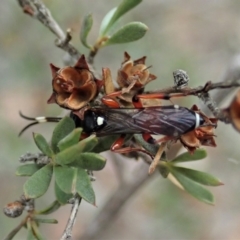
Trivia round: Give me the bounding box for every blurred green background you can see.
[2,0,240,239]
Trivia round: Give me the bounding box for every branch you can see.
[3,217,27,240]
[141,79,240,97]
[19,152,50,164]
[79,157,154,240]
[213,54,240,105]
[17,0,81,62]
[60,195,82,240]
[199,92,231,123]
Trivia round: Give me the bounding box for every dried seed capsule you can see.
[3,201,24,218]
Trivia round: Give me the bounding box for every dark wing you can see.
[133,106,197,136]
[95,106,197,137]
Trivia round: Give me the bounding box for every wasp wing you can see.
[95,106,197,137]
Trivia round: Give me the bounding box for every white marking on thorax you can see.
[195,113,200,128]
[174,105,179,109]
[97,116,104,126]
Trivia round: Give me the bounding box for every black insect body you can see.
[78,105,205,137]
[20,105,205,138]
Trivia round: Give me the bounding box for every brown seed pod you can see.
[3,201,24,218]
[180,105,217,153]
[117,52,156,90]
[228,90,240,132]
[47,55,101,110]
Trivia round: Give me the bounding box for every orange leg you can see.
[137,92,186,100]
[101,96,121,108]
[111,134,154,158]
[80,132,90,140]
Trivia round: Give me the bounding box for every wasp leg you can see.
[137,92,186,100]
[111,134,154,159]
[80,133,90,140]
[101,95,121,108]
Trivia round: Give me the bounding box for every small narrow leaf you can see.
[24,164,53,199]
[70,152,106,171]
[58,128,82,152]
[51,117,75,153]
[92,135,119,153]
[104,22,148,46]
[102,0,142,35]
[171,149,207,163]
[31,221,45,240]
[54,166,75,194]
[55,135,98,165]
[33,218,58,224]
[169,166,214,205]
[75,168,95,205]
[36,200,61,215]
[80,13,93,49]
[27,229,37,240]
[99,7,117,36]
[171,166,223,186]
[16,164,41,176]
[158,165,169,178]
[55,181,73,205]
[33,133,53,157]
[27,220,37,240]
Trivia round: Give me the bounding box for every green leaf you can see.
[33,218,58,224]
[171,166,223,186]
[74,168,95,205]
[158,165,169,178]
[104,22,148,46]
[80,13,93,49]
[3,222,23,240]
[55,135,98,165]
[51,117,75,153]
[24,164,53,199]
[58,128,82,152]
[31,221,45,240]
[70,152,106,171]
[27,229,37,240]
[33,133,53,158]
[169,166,214,205]
[92,135,119,153]
[55,181,73,205]
[16,164,41,176]
[99,7,117,36]
[171,149,207,163]
[101,0,142,35]
[36,200,61,215]
[27,220,37,240]
[54,166,76,194]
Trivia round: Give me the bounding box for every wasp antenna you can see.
[20,111,62,123]
[44,117,62,122]
[19,111,62,136]
[19,111,36,121]
[19,122,39,137]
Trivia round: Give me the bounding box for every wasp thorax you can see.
[83,110,107,133]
